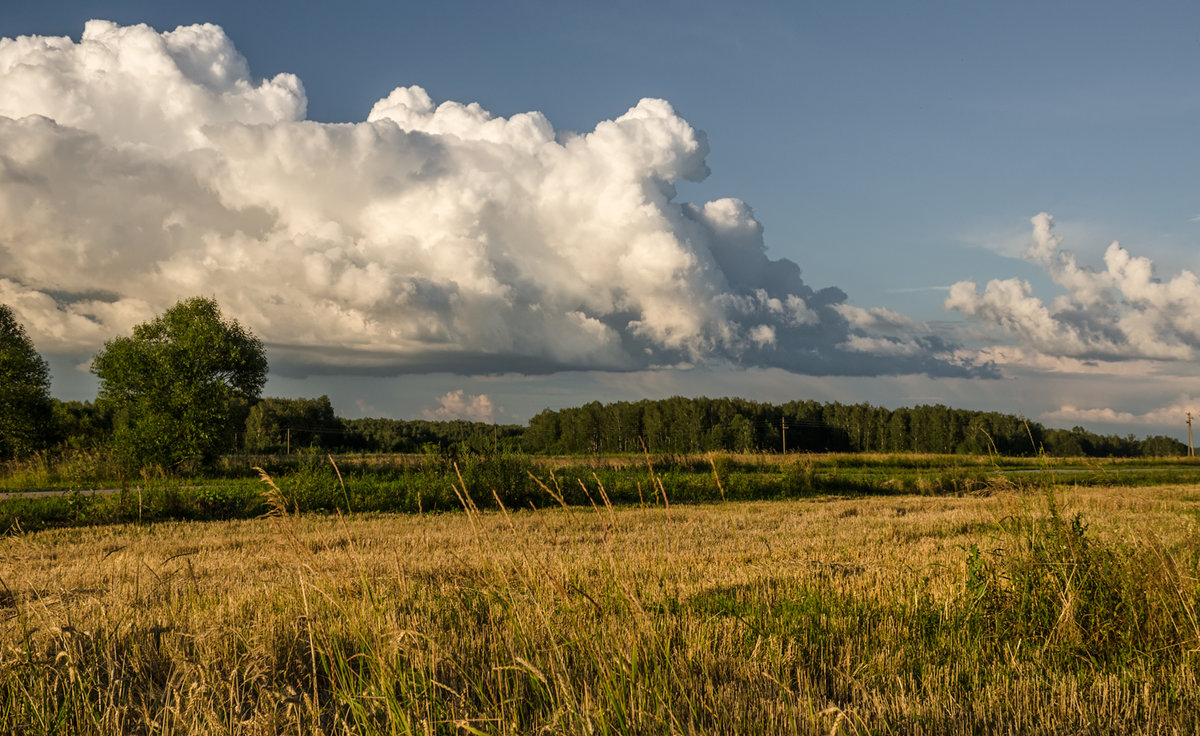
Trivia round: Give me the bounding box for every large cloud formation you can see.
[947,213,1200,362]
[0,20,976,377]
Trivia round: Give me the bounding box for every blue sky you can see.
[4,1,1200,438]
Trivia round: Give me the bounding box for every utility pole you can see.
[781,417,787,455]
[286,427,291,455]
[1189,413,1194,457]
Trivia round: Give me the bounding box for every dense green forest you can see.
[38,395,1187,459]
[523,397,1186,457]
[43,397,524,457]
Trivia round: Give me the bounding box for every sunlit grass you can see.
[0,476,1197,734]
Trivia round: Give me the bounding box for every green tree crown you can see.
[92,297,267,470]
[0,304,54,459]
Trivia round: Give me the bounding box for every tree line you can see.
[1,299,521,467]
[522,397,1187,458]
[242,397,524,455]
[0,298,1190,471]
[15,396,524,460]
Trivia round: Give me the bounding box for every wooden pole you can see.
[1188,413,1194,457]
[781,417,787,455]
[287,427,291,455]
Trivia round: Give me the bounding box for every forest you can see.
[522,396,1186,457]
[43,394,1187,459]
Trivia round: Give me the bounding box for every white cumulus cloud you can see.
[0,20,976,379]
[0,20,304,152]
[947,213,1200,363]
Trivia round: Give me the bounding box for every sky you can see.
[2,1,1200,439]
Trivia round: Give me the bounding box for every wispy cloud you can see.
[1043,395,1200,427]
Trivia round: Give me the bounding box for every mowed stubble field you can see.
[1,479,1198,735]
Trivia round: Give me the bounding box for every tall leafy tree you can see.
[0,304,54,459]
[92,297,267,470]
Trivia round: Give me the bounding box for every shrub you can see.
[963,491,1200,666]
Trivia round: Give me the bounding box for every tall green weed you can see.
[963,491,1200,666]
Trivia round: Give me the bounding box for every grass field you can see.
[1,470,1198,734]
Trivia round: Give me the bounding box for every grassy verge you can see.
[5,451,1200,533]
[0,481,1196,734]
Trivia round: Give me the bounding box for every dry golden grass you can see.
[0,482,1197,734]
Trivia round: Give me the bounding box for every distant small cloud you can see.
[838,335,924,357]
[1042,395,1200,427]
[422,390,497,422]
[969,346,1152,375]
[834,304,929,334]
